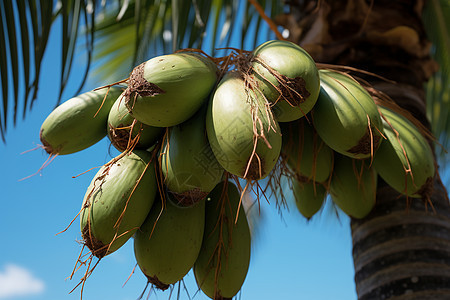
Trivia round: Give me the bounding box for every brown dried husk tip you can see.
[81,224,109,259]
[108,123,133,152]
[124,62,166,107]
[347,124,382,156]
[214,292,232,300]
[243,154,267,181]
[146,274,170,291]
[417,176,434,202]
[169,189,209,207]
[277,74,310,106]
[108,121,147,152]
[40,128,57,154]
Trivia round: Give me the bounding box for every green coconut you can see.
[292,179,327,219]
[40,86,123,155]
[330,155,377,219]
[281,119,333,183]
[312,70,384,159]
[134,194,205,290]
[125,52,218,127]
[194,181,251,299]
[251,40,320,122]
[206,71,282,180]
[373,106,435,198]
[160,107,224,205]
[107,92,163,152]
[80,150,157,258]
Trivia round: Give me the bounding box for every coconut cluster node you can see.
[37,39,440,299]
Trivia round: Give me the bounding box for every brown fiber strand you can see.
[235,181,249,224]
[367,114,375,167]
[97,82,127,115]
[317,63,396,84]
[93,86,111,118]
[321,70,372,115]
[251,57,309,118]
[20,145,41,155]
[72,166,101,179]
[19,153,58,181]
[93,81,126,118]
[56,207,83,236]
[264,158,289,213]
[379,111,416,199]
[372,90,437,146]
[71,147,159,293]
[68,244,86,281]
[114,152,155,229]
[149,197,166,241]
[123,264,138,288]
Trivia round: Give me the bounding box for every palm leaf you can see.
[0,3,9,141]
[91,0,285,83]
[0,0,95,141]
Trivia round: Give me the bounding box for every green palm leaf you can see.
[91,0,284,83]
[0,0,93,141]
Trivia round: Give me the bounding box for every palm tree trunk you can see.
[280,0,450,298]
[352,180,450,299]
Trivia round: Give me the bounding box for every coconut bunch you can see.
[277,68,437,221]
[35,49,250,298]
[37,39,439,299]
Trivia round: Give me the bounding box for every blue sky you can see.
[1,10,360,300]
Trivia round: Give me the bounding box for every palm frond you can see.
[91,0,286,84]
[0,0,97,142]
[423,0,450,156]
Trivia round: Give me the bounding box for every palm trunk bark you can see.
[280,0,450,298]
[352,180,450,299]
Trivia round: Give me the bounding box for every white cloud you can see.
[0,264,45,299]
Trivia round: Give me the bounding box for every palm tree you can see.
[278,1,450,298]
[1,0,449,298]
